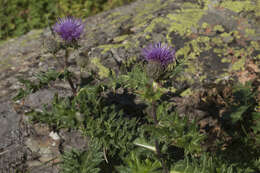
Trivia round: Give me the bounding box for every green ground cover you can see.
[0,0,134,40]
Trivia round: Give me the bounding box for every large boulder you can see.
[0,0,259,98]
[0,0,259,171]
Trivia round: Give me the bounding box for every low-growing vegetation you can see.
[13,15,260,172]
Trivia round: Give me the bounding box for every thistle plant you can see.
[140,42,176,173]
[52,17,85,95]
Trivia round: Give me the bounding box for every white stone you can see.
[49,131,60,141]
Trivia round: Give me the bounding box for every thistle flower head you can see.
[142,42,175,66]
[53,17,84,42]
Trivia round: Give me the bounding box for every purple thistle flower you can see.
[142,42,175,66]
[53,17,84,42]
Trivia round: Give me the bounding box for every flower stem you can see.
[65,49,77,96]
[151,101,169,173]
[53,54,63,68]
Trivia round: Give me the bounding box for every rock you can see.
[24,123,61,169]
[0,0,259,172]
[49,131,60,141]
[27,160,42,167]
[28,164,59,173]
[25,138,40,153]
[0,100,27,172]
[59,130,88,152]
[24,88,70,110]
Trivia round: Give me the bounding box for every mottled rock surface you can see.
[0,100,27,172]
[0,0,259,172]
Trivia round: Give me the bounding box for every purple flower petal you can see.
[53,17,84,42]
[142,42,175,66]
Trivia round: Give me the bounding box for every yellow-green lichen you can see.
[199,74,207,82]
[221,58,231,63]
[219,33,234,44]
[251,41,260,50]
[181,2,201,9]
[202,22,209,29]
[90,57,110,79]
[213,48,223,54]
[189,37,209,58]
[245,28,256,38]
[196,36,211,51]
[220,1,257,13]
[213,25,225,32]
[168,86,177,93]
[231,56,246,71]
[184,62,197,74]
[133,1,160,25]
[180,88,193,97]
[145,34,151,39]
[113,35,129,42]
[173,35,215,85]
[111,15,131,25]
[107,12,121,20]
[167,8,205,36]
[144,17,169,33]
[175,44,191,59]
[133,14,154,31]
[132,0,171,31]
[232,31,241,39]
